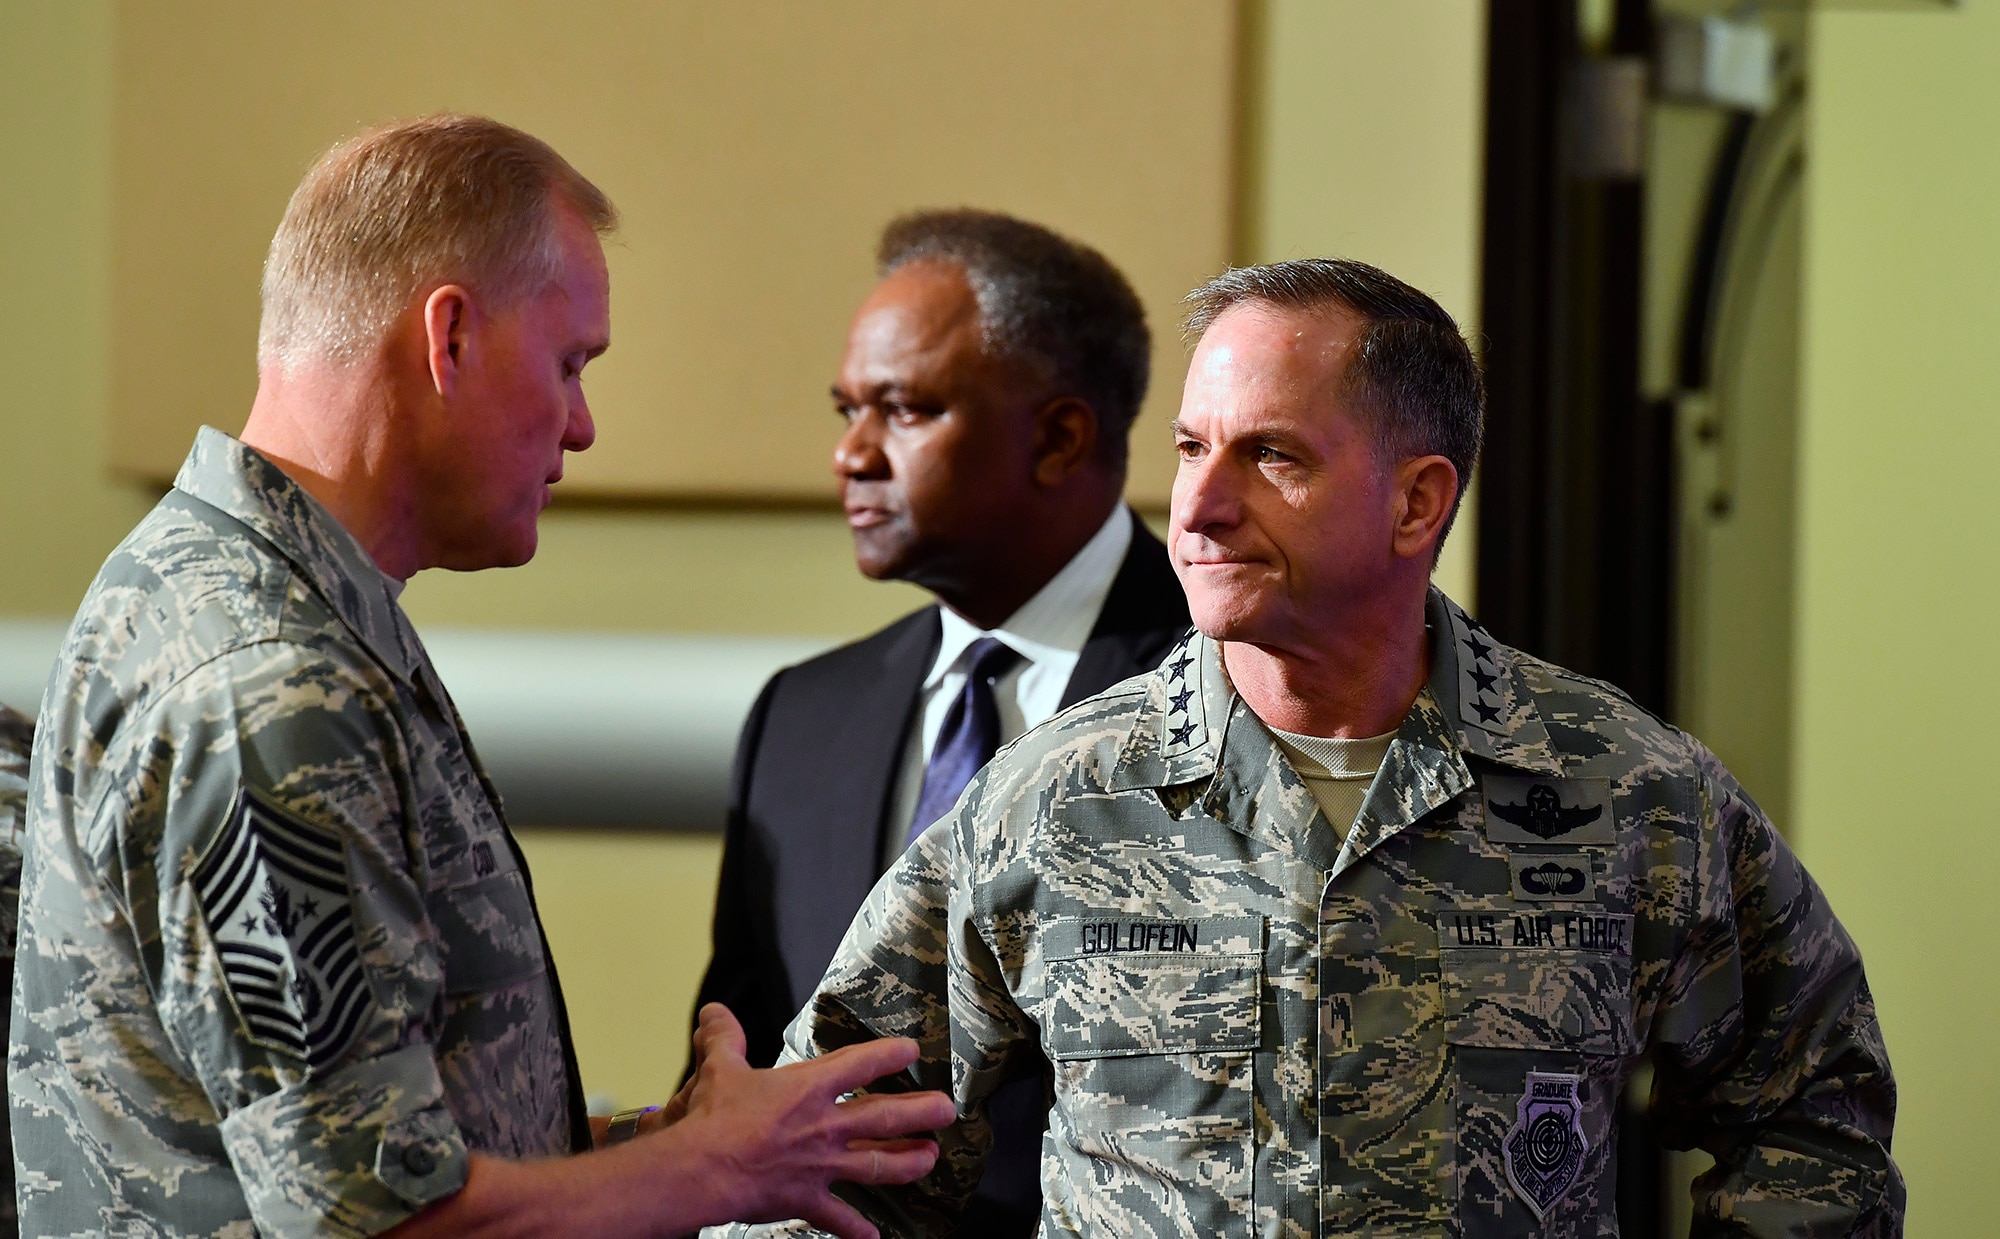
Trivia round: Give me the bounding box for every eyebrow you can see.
[830,382,920,405]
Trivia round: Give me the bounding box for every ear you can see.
[1390,454,1460,562]
[422,285,474,398]
[1030,396,1103,488]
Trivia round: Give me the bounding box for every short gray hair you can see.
[1184,257,1484,549]
[878,209,1150,469]
[258,113,617,370]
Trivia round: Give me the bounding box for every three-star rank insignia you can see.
[1160,639,1206,758]
[1505,1071,1589,1220]
[1482,775,1615,846]
[193,786,370,1071]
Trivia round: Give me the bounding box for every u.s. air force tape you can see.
[1439,905,1632,956]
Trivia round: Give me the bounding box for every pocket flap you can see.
[1046,953,1261,1060]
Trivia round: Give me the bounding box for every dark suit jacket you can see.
[691,513,1188,1234]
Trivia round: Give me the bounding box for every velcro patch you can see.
[1509,853,1596,901]
[193,787,370,1071]
[1482,775,1614,845]
[1440,906,1632,957]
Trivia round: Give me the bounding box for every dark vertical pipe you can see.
[1476,0,1571,653]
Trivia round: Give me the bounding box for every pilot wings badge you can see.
[192,787,370,1071]
[1505,1071,1589,1221]
[1482,775,1615,845]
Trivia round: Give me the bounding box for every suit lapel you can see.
[1060,511,1191,709]
[858,608,940,873]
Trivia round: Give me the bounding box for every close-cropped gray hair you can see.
[258,113,617,371]
[878,209,1150,469]
[1184,257,1485,549]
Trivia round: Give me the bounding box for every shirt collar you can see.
[926,505,1133,686]
[172,425,424,683]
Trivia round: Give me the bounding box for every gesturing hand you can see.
[668,1003,957,1239]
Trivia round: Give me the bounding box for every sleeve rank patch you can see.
[192,786,371,1071]
[1508,853,1597,901]
[1481,775,1615,846]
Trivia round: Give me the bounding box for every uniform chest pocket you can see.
[1041,918,1264,1238]
[429,869,547,995]
[1438,906,1633,1239]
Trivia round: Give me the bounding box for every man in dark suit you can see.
[694,209,1189,1237]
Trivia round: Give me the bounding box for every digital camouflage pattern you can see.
[0,702,30,1238]
[11,428,587,1238]
[713,589,1902,1238]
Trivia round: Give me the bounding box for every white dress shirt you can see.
[882,506,1134,867]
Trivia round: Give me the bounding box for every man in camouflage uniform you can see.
[717,259,1902,1237]
[11,115,951,1239]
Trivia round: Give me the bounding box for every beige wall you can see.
[2,1,1489,1106]
[1796,4,2000,1231]
[105,1,1234,505]
[0,0,154,624]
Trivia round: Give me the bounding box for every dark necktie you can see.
[909,636,1023,846]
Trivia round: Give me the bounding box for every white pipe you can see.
[0,620,827,831]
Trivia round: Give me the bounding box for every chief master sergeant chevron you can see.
[9,115,955,1239]
[715,258,1903,1237]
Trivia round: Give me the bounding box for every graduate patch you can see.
[193,788,369,1071]
[1505,1071,1588,1220]
[1482,776,1615,845]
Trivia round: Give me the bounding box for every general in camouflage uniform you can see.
[10,428,588,1235]
[715,591,1902,1238]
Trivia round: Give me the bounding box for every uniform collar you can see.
[172,426,425,684]
[1426,587,1564,777]
[1106,588,1560,871]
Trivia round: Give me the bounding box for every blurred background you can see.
[0,0,1990,1231]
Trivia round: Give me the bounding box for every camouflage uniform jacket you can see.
[0,703,29,1238]
[11,428,589,1238]
[718,589,1902,1238]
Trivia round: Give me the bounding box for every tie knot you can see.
[965,636,1022,683]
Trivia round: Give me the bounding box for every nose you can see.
[1171,449,1241,540]
[564,397,597,454]
[832,408,889,481]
